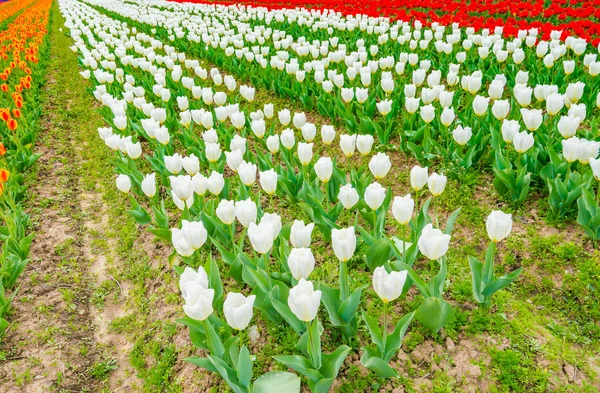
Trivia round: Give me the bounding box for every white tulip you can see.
[373,267,408,303]
[259,169,277,195]
[224,292,256,330]
[417,224,451,260]
[410,165,428,191]
[141,173,156,197]
[288,248,316,281]
[288,278,321,322]
[216,199,236,225]
[392,194,414,225]
[486,210,513,242]
[331,226,356,262]
[116,174,131,193]
[428,173,447,196]
[235,198,258,228]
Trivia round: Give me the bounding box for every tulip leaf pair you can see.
[274,339,351,393]
[184,319,300,393]
[577,189,600,242]
[493,150,532,205]
[395,261,455,334]
[319,283,363,339]
[546,171,591,218]
[360,311,414,378]
[468,242,523,307]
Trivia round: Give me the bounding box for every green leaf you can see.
[273,355,323,381]
[362,311,383,349]
[253,371,301,393]
[414,297,455,334]
[320,344,351,379]
[444,208,461,235]
[338,287,363,324]
[184,356,217,373]
[237,346,253,388]
[468,256,486,303]
[481,268,523,296]
[383,311,415,361]
[365,237,393,271]
[360,347,398,379]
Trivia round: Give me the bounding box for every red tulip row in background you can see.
[169,0,600,46]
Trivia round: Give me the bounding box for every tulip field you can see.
[1,0,600,392]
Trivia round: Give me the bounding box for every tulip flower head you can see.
[287,248,316,281]
[373,266,408,303]
[288,278,321,322]
[331,226,356,262]
[486,210,513,243]
[417,224,451,260]
[224,292,256,330]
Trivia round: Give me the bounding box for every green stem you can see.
[433,196,439,228]
[415,189,420,216]
[402,224,407,264]
[382,302,388,352]
[203,319,218,355]
[340,260,349,300]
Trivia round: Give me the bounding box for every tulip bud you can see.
[369,153,392,180]
[288,278,321,322]
[331,226,356,262]
[301,122,317,142]
[297,142,314,165]
[428,173,447,196]
[453,125,473,146]
[543,93,563,117]
[520,108,543,131]
[356,134,374,155]
[501,120,520,144]
[339,134,356,157]
[377,99,393,116]
[486,210,512,242]
[557,115,581,138]
[235,198,257,228]
[417,223,451,260]
[492,100,510,121]
[288,248,316,280]
[225,150,244,172]
[238,161,257,186]
[182,284,214,321]
[224,292,256,330]
[338,184,359,209]
[440,107,455,126]
[216,199,236,225]
[179,266,208,300]
[248,221,275,254]
[141,173,156,197]
[293,112,306,129]
[410,165,428,191]
[290,220,315,248]
[278,109,291,126]
[373,266,408,303]
[116,174,131,193]
[321,125,336,145]
[280,129,295,150]
[392,194,414,225]
[266,135,280,154]
[314,156,333,183]
[513,131,535,153]
[420,104,435,123]
[473,95,490,117]
[192,173,208,196]
[259,169,278,195]
[362,181,387,212]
